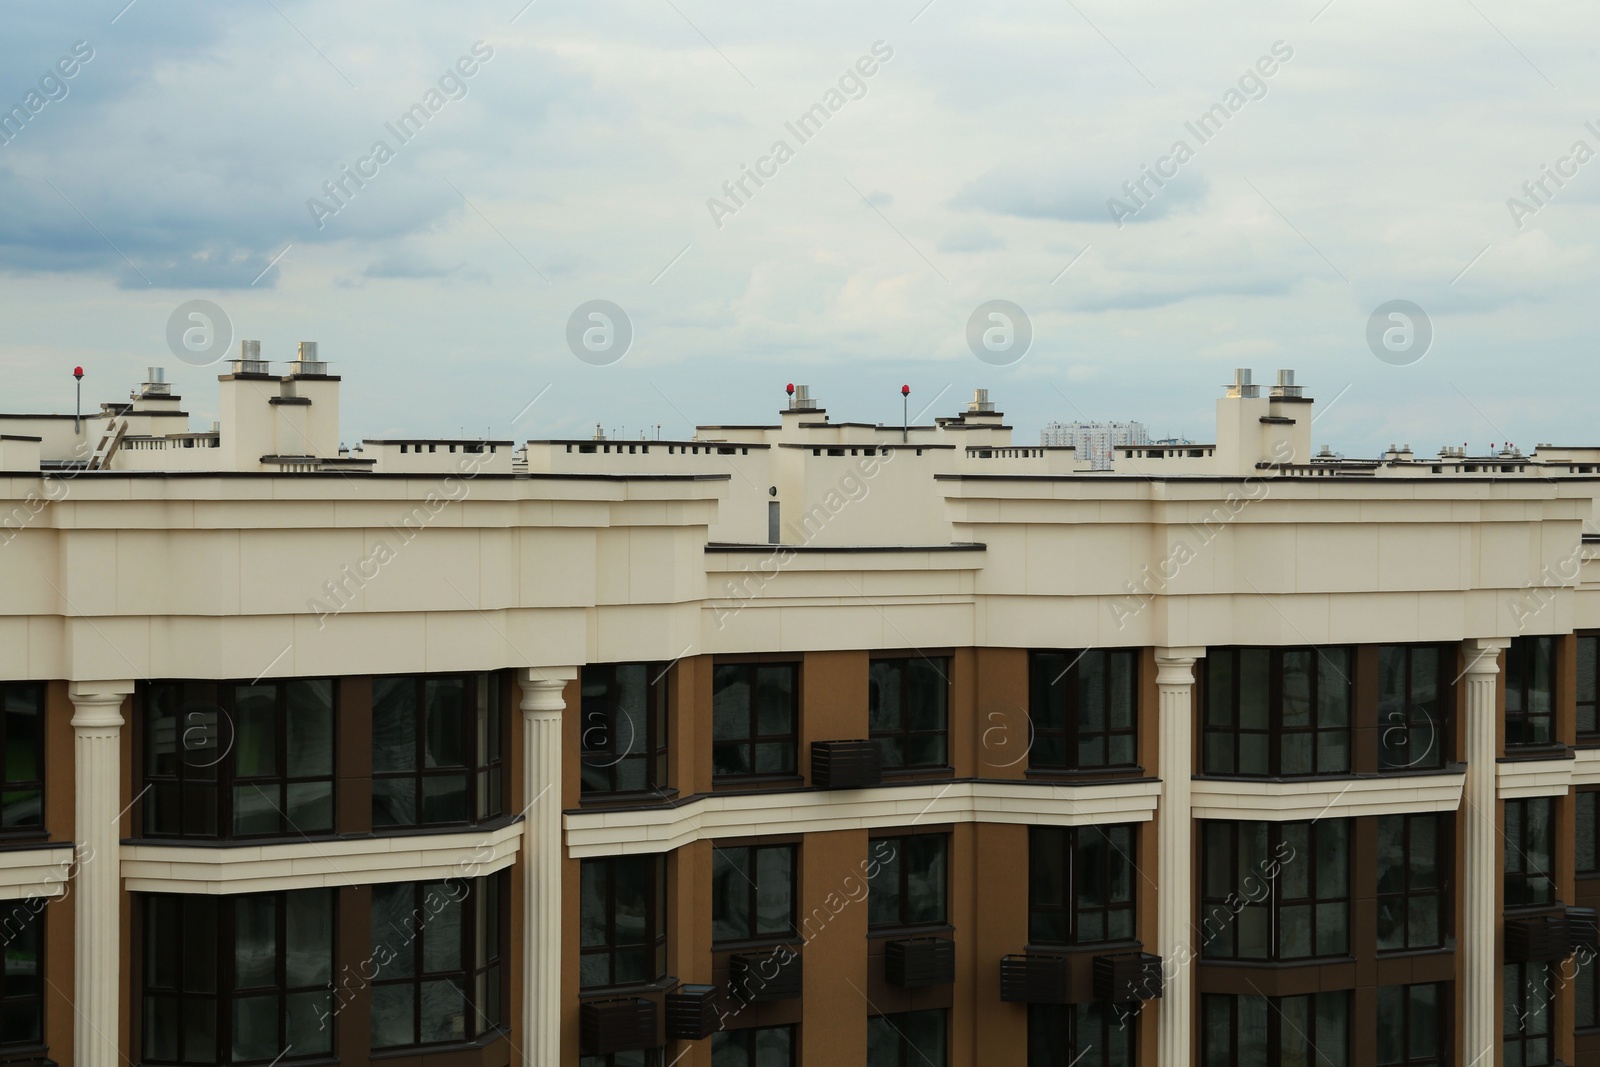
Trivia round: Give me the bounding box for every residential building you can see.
[3,353,1600,1066]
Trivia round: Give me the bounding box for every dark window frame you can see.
[139,888,336,1067]
[1028,650,1138,772]
[0,683,44,839]
[711,661,799,782]
[580,663,669,798]
[579,855,667,990]
[1202,647,1351,778]
[866,1008,947,1067]
[868,656,951,772]
[369,874,507,1050]
[1027,1003,1136,1067]
[1377,982,1448,1067]
[371,672,505,830]
[1579,789,1599,877]
[1579,632,1600,741]
[1376,813,1450,952]
[1200,819,1350,961]
[1503,961,1556,1066]
[711,843,797,945]
[1578,950,1600,1031]
[1377,644,1452,772]
[1028,824,1138,946]
[868,833,949,930]
[709,1024,796,1066]
[1504,797,1556,907]
[141,679,337,841]
[0,900,44,1050]
[1506,636,1557,748]
[1202,991,1350,1067]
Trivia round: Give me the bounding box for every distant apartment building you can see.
[7,356,1600,1066]
[1040,420,1149,469]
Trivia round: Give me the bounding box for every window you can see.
[1376,813,1447,951]
[1504,797,1556,906]
[712,663,797,780]
[580,1052,661,1067]
[0,903,42,1048]
[581,664,668,796]
[1506,636,1556,747]
[580,856,666,989]
[1201,992,1349,1067]
[1028,1003,1134,1067]
[1504,962,1555,1066]
[866,1009,946,1067]
[868,834,948,929]
[1580,634,1599,739]
[1029,825,1137,945]
[1203,648,1351,776]
[869,657,949,770]
[1578,951,1600,1030]
[1580,791,1599,876]
[712,845,795,944]
[711,1025,794,1066]
[141,889,334,1066]
[0,684,43,835]
[1377,645,1449,771]
[370,875,505,1049]
[1200,820,1349,960]
[1377,983,1445,1067]
[372,673,503,828]
[143,680,335,839]
[1029,650,1137,771]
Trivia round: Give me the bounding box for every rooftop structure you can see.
[2,352,1600,1067]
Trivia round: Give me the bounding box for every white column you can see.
[68,680,134,1067]
[520,667,576,1067]
[1461,638,1507,1067]
[1154,648,1203,1067]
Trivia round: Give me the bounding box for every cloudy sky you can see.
[1,0,1596,453]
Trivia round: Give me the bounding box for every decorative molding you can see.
[1497,756,1575,799]
[1573,747,1600,787]
[1189,772,1465,821]
[0,844,76,900]
[121,821,521,894]
[564,778,1160,857]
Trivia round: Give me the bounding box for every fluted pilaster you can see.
[1460,638,1507,1067]
[1154,648,1203,1067]
[520,667,576,1066]
[69,680,134,1067]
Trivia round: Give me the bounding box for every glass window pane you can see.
[287,989,333,1055]
[1318,649,1351,727]
[421,886,463,972]
[233,685,278,778]
[424,679,467,768]
[232,993,280,1062]
[285,781,333,833]
[233,783,280,836]
[1282,651,1312,727]
[756,847,793,935]
[372,679,417,773]
[372,777,415,828]
[1239,650,1269,729]
[712,848,751,942]
[712,666,750,740]
[420,977,467,1043]
[234,895,277,988]
[371,983,414,1048]
[285,889,333,986]
[422,774,469,823]
[373,884,419,977]
[755,666,794,737]
[869,661,901,734]
[286,680,334,777]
